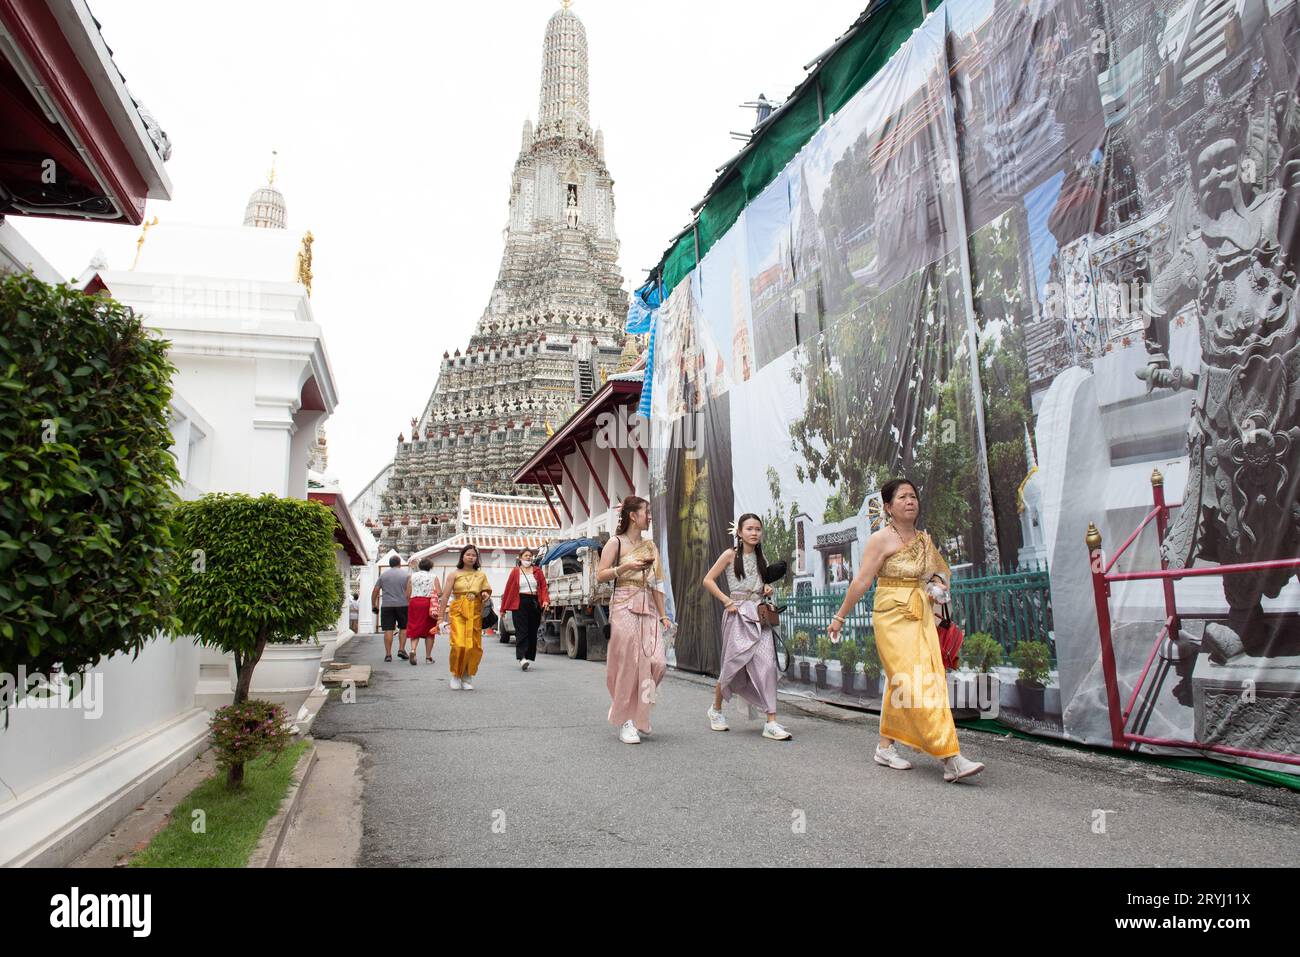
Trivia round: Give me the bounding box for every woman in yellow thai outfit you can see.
[438,544,492,691]
[597,495,672,744]
[828,479,985,783]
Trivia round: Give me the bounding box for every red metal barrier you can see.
[1086,470,1300,767]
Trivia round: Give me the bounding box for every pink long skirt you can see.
[606,585,667,732]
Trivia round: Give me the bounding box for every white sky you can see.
[13,0,870,500]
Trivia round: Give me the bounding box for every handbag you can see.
[757,601,783,629]
[481,597,498,630]
[935,602,964,670]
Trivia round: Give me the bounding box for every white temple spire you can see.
[537,4,590,139]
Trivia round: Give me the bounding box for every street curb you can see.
[247,742,317,868]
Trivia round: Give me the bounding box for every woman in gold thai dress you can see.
[597,495,672,744]
[438,544,492,691]
[828,479,985,782]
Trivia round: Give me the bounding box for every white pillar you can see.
[358,564,379,634]
[251,359,303,497]
[335,551,351,634]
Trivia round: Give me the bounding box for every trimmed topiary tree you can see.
[0,273,179,688]
[171,493,339,786]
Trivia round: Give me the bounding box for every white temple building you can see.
[0,157,370,864]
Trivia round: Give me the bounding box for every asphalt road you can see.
[309,632,1300,867]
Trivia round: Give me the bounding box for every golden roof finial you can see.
[268,149,278,187]
[562,0,572,10]
[131,215,159,270]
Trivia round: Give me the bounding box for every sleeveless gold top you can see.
[452,569,491,597]
[612,537,664,591]
[878,530,950,584]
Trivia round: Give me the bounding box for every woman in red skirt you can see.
[404,557,441,665]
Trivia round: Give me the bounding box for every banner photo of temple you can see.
[646,0,1300,777]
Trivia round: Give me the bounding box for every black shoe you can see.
[384,655,392,662]
[397,650,408,660]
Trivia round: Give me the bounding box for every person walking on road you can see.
[372,554,411,664]
[596,495,671,744]
[501,548,549,670]
[827,479,985,783]
[439,544,492,690]
[701,513,792,741]
[405,557,440,665]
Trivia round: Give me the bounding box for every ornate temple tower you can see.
[243,153,287,229]
[373,4,628,554]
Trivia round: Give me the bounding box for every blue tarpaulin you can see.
[538,538,602,566]
[626,280,664,418]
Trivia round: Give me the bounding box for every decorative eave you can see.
[513,375,642,486]
[308,490,372,565]
[0,0,172,224]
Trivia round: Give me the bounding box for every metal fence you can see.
[776,565,1054,665]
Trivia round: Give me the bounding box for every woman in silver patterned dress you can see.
[701,513,792,740]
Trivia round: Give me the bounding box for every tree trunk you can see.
[232,630,269,705]
[228,630,269,789]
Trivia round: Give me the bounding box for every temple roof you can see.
[463,490,560,531]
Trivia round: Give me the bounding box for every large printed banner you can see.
[650,0,1300,776]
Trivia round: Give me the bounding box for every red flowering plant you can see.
[209,700,291,790]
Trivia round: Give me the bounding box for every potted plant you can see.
[862,633,883,697]
[795,631,812,683]
[172,493,342,788]
[954,631,1003,716]
[1012,639,1051,719]
[815,635,832,689]
[839,638,859,694]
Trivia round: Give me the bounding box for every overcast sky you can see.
[15,0,870,500]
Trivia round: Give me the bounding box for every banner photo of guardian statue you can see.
[646,0,1300,778]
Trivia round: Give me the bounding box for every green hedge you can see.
[0,273,179,682]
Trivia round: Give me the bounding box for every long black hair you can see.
[732,513,769,581]
[456,544,481,570]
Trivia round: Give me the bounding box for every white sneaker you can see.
[707,707,729,732]
[874,744,912,769]
[619,720,641,744]
[461,675,474,690]
[521,660,530,671]
[943,754,985,782]
[762,721,792,740]
[449,676,463,691]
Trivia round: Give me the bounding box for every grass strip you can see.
[131,740,310,868]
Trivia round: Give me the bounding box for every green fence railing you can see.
[776,566,1054,666]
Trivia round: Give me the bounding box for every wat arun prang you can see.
[373,5,628,555]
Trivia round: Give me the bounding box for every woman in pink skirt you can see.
[596,495,671,744]
[701,513,792,740]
